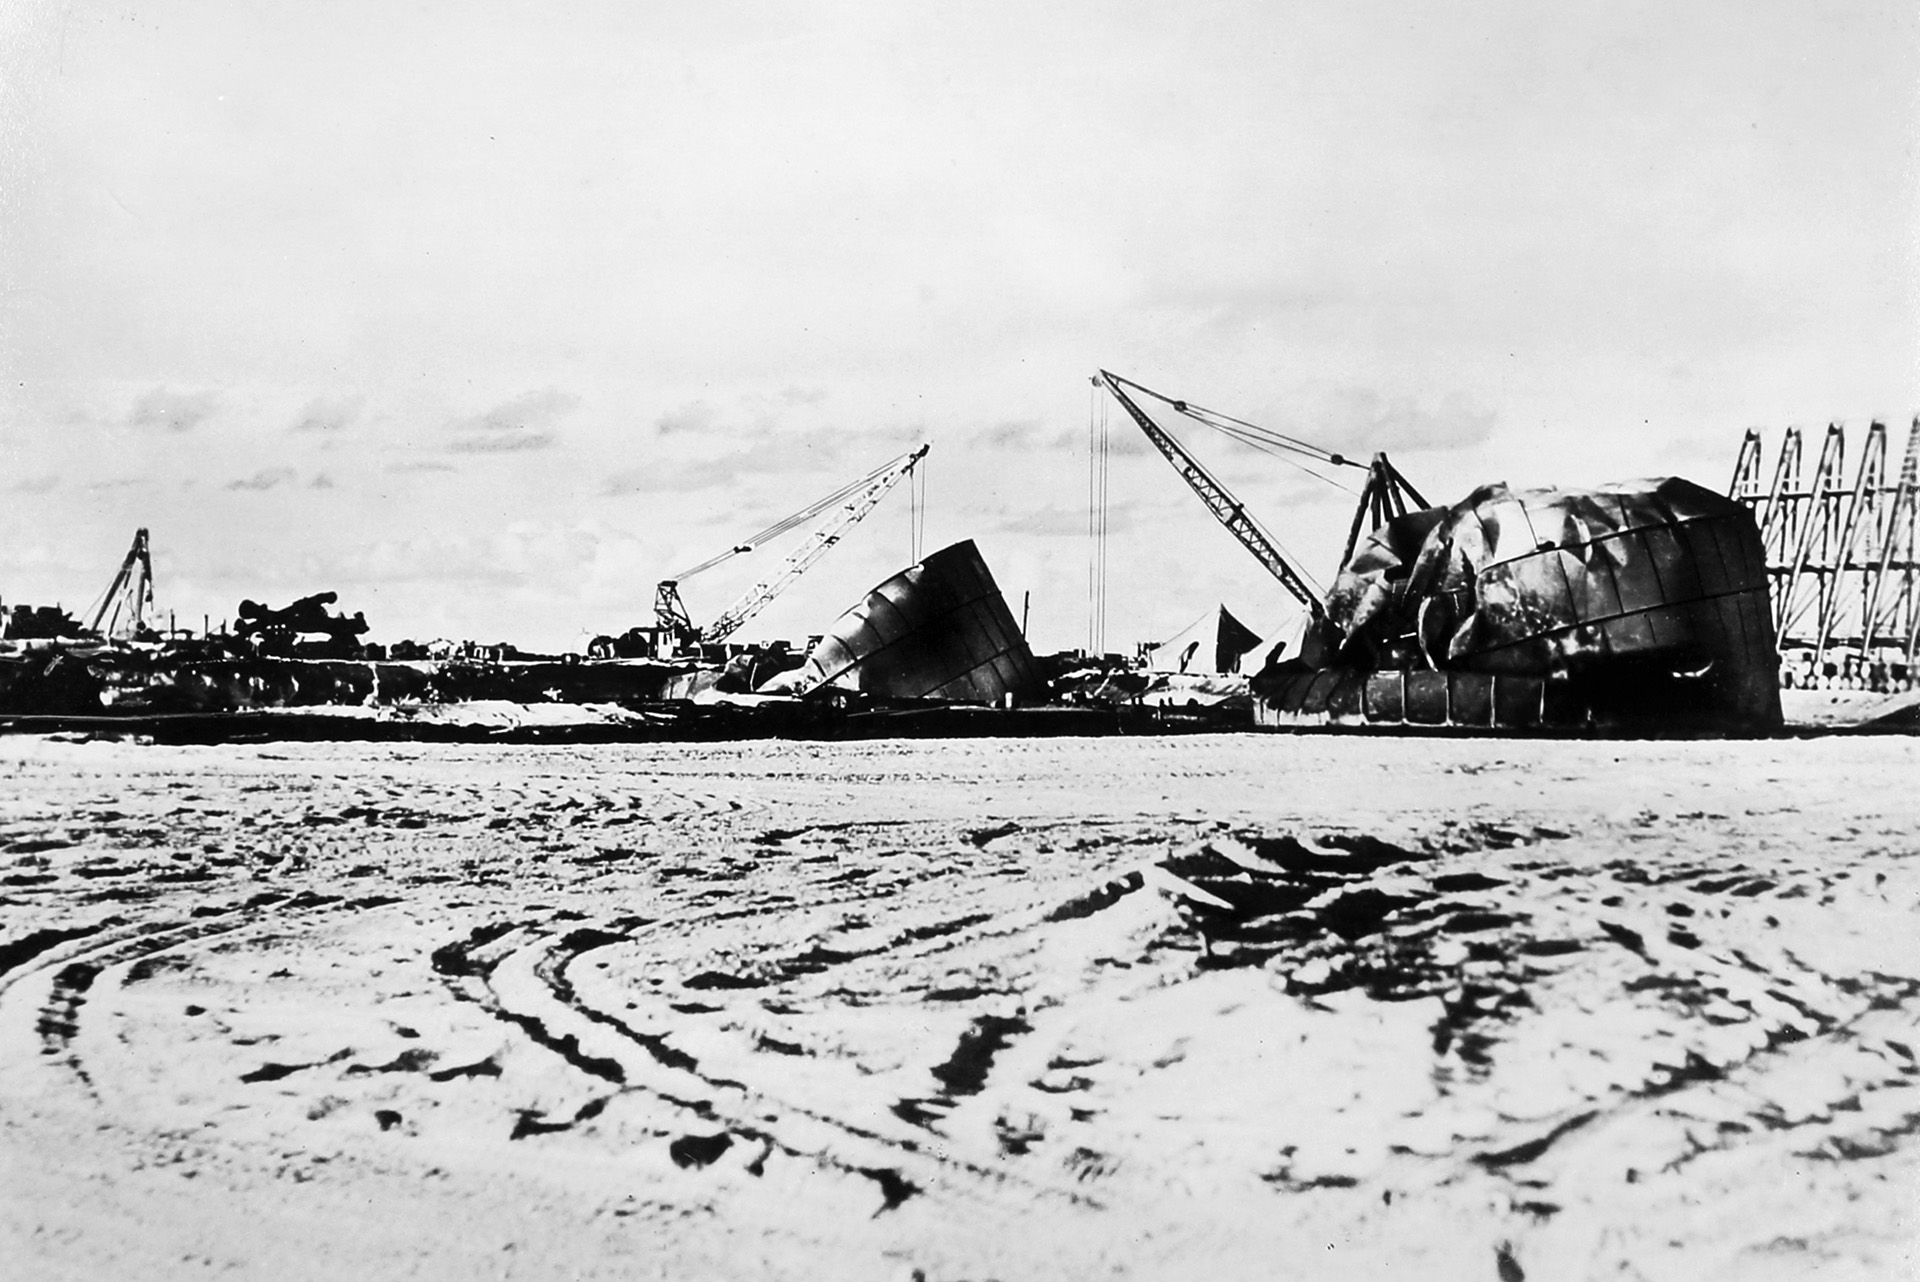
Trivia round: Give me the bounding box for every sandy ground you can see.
[1,732,1917,1281]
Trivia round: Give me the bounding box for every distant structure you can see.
[1730,417,1920,691]
[1141,604,1266,675]
[233,591,369,658]
[82,528,157,641]
[2,529,157,646]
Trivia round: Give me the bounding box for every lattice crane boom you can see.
[654,445,929,647]
[1097,371,1326,617]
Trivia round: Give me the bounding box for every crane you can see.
[82,528,157,641]
[1098,372,1331,618]
[1096,371,1426,620]
[641,444,930,657]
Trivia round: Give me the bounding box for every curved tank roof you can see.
[1260,476,1782,731]
[796,540,1045,703]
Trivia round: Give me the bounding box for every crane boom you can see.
[83,528,156,639]
[655,444,929,648]
[1098,371,1325,617]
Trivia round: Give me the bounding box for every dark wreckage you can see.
[1098,373,1780,736]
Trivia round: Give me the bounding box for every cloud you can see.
[387,460,458,474]
[1313,388,1498,453]
[974,419,1052,450]
[738,387,831,417]
[598,431,850,496]
[959,417,1148,457]
[601,407,904,497]
[309,473,335,489]
[599,466,682,496]
[129,387,219,433]
[290,393,365,433]
[987,501,1141,538]
[6,475,59,494]
[450,429,555,454]
[226,468,298,491]
[447,387,578,454]
[314,523,615,597]
[600,400,758,491]
[656,400,719,435]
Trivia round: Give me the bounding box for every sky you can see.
[2,0,1915,654]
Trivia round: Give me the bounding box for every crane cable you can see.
[1100,371,1331,601]
[1098,387,1110,652]
[1087,378,1096,654]
[909,450,927,564]
[1087,378,1110,654]
[1106,372,1364,497]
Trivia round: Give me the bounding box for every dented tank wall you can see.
[1261,477,1781,732]
[798,540,1045,703]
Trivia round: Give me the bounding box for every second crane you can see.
[593,444,930,660]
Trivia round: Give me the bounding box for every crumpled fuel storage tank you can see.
[795,540,1046,703]
[1255,477,1782,733]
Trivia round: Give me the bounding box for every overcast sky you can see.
[2,1,1915,653]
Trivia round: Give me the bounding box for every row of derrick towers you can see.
[1730,417,1920,692]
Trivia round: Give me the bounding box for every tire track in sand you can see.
[428,855,1121,1221]
[0,889,409,1101]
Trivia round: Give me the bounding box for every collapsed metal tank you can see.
[1254,477,1783,733]
[793,539,1046,703]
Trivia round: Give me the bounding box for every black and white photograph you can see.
[1,2,1916,1278]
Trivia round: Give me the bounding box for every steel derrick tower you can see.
[1730,417,1920,689]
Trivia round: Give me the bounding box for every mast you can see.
[1339,454,1429,570]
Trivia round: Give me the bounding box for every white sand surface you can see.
[1,733,1916,1280]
